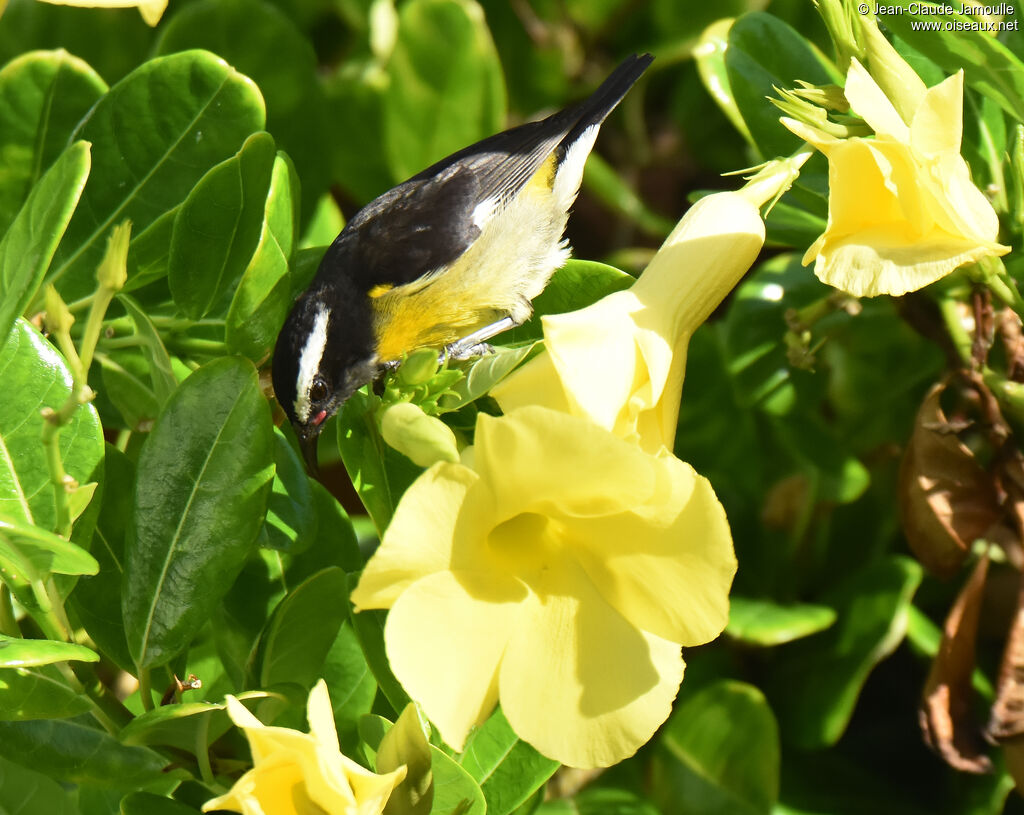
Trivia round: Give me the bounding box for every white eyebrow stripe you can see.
[294,306,331,423]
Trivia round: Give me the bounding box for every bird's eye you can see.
[310,378,329,403]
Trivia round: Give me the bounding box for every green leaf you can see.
[384,0,506,181]
[123,357,275,669]
[0,664,91,720]
[255,567,348,690]
[324,622,377,755]
[257,426,317,553]
[440,343,538,412]
[379,705,434,815]
[361,714,485,815]
[0,635,97,667]
[117,294,178,405]
[537,788,659,815]
[725,12,838,160]
[226,151,299,362]
[0,50,104,237]
[652,680,780,815]
[0,514,98,578]
[154,0,330,222]
[458,707,559,815]
[121,792,204,814]
[881,3,1024,124]
[0,141,90,350]
[97,350,160,432]
[348,573,411,714]
[299,193,344,250]
[48,50,266,301]
[694,18,753,144]
[337,390,423,532]
[119,697,257,751]
[507,259,635,343]
[0,754,76,814]
[0,319,103,531]
[68,444,134,672]
[768,556,923,749]
[325,66,392,205]
[0,718,165,787]
[726,597,836,646]
[168,131,277,320]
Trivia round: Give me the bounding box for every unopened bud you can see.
[397,347,441,386]
[43,285,74,336]
[97,220,131,292]
[380,402,459,467]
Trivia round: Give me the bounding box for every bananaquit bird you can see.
[273,53,653,470]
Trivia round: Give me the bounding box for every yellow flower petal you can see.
[569,457,736,645]
[911,71,963,158]
[351,463,478,610]
[35,0,168,24]
[384,569,521,750]
[307,679,340,753]
[844,59,910,141]
[472,407,662,520]
[499,553,684,768]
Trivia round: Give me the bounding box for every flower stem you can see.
[0,585,18,636]
[138,668,155,712]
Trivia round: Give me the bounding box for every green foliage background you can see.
[2,0,1024,812]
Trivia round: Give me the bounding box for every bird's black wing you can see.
[324,53,653,294]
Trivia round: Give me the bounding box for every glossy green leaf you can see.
[652,680,780,815]
[440,343,538,412]
[0,718,165,787]
[299,193,344,250]
[154,0,330,222]
[123,357,275,669]
[48,50,266,301]
[694,18,753,145]
[348,573,411,714]
[121,792,204,815]
[226,152,299,362]
[326,66,392,205]
[97,350,160,432]
[880,3,1024,124]
[257,426,317,553]
[0,514,98,580]
[0,141,90,350]
[384,0,505,181]
[0,664,91,720]
[68,444,134,672]
[0,319,103,531]
[323,621,376,755]
[726,597,836,646]
[0,50,103,238]
[379,705,434,815]
[0,636,97,667]
[285,479,362,580]
[338,390,423,533]
[725,12,837,160]
[768,556,923,749]
[361,714,485,815]
[0,754,76,814]
[507,259,635,344]
[119,696,266,751]
[118,294,178,405]
[124,206,178,292]
[256,567,348,690]
[169,131,276,320]
[458,707,559,815]
[537,788,659,815]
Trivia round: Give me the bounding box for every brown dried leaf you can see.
[919,555,992,773]
[990,571,1024,741]
[900,383,1001,577]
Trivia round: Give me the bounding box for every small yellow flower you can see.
[492,190,767,453]
[782,59,1009,297]
[35,0,167,26]
[351,406,736,769]
[203,680,406,815]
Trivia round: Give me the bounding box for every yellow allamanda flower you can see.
[351,405,736,769]
[781,58,1009,297]
[203,680,406,815]
[34,0,167,24]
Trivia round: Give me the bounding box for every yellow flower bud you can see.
[380,402,459,467]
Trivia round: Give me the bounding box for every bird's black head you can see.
[272,278,379,473]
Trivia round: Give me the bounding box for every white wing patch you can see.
[552,124,599,211]
[472,196,498,229]
[294,306,331,423]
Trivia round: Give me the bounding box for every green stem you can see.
[165,337,228,356]
[981,257,1024,315]
[138,668,155,712]
[937,297,974,367]
[40,415,73,539]
[68,662,135,733]
[195,712,215,786]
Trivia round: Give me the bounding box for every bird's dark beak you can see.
[297,424,322,476]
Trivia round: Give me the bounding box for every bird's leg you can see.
[444,316,516,360]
